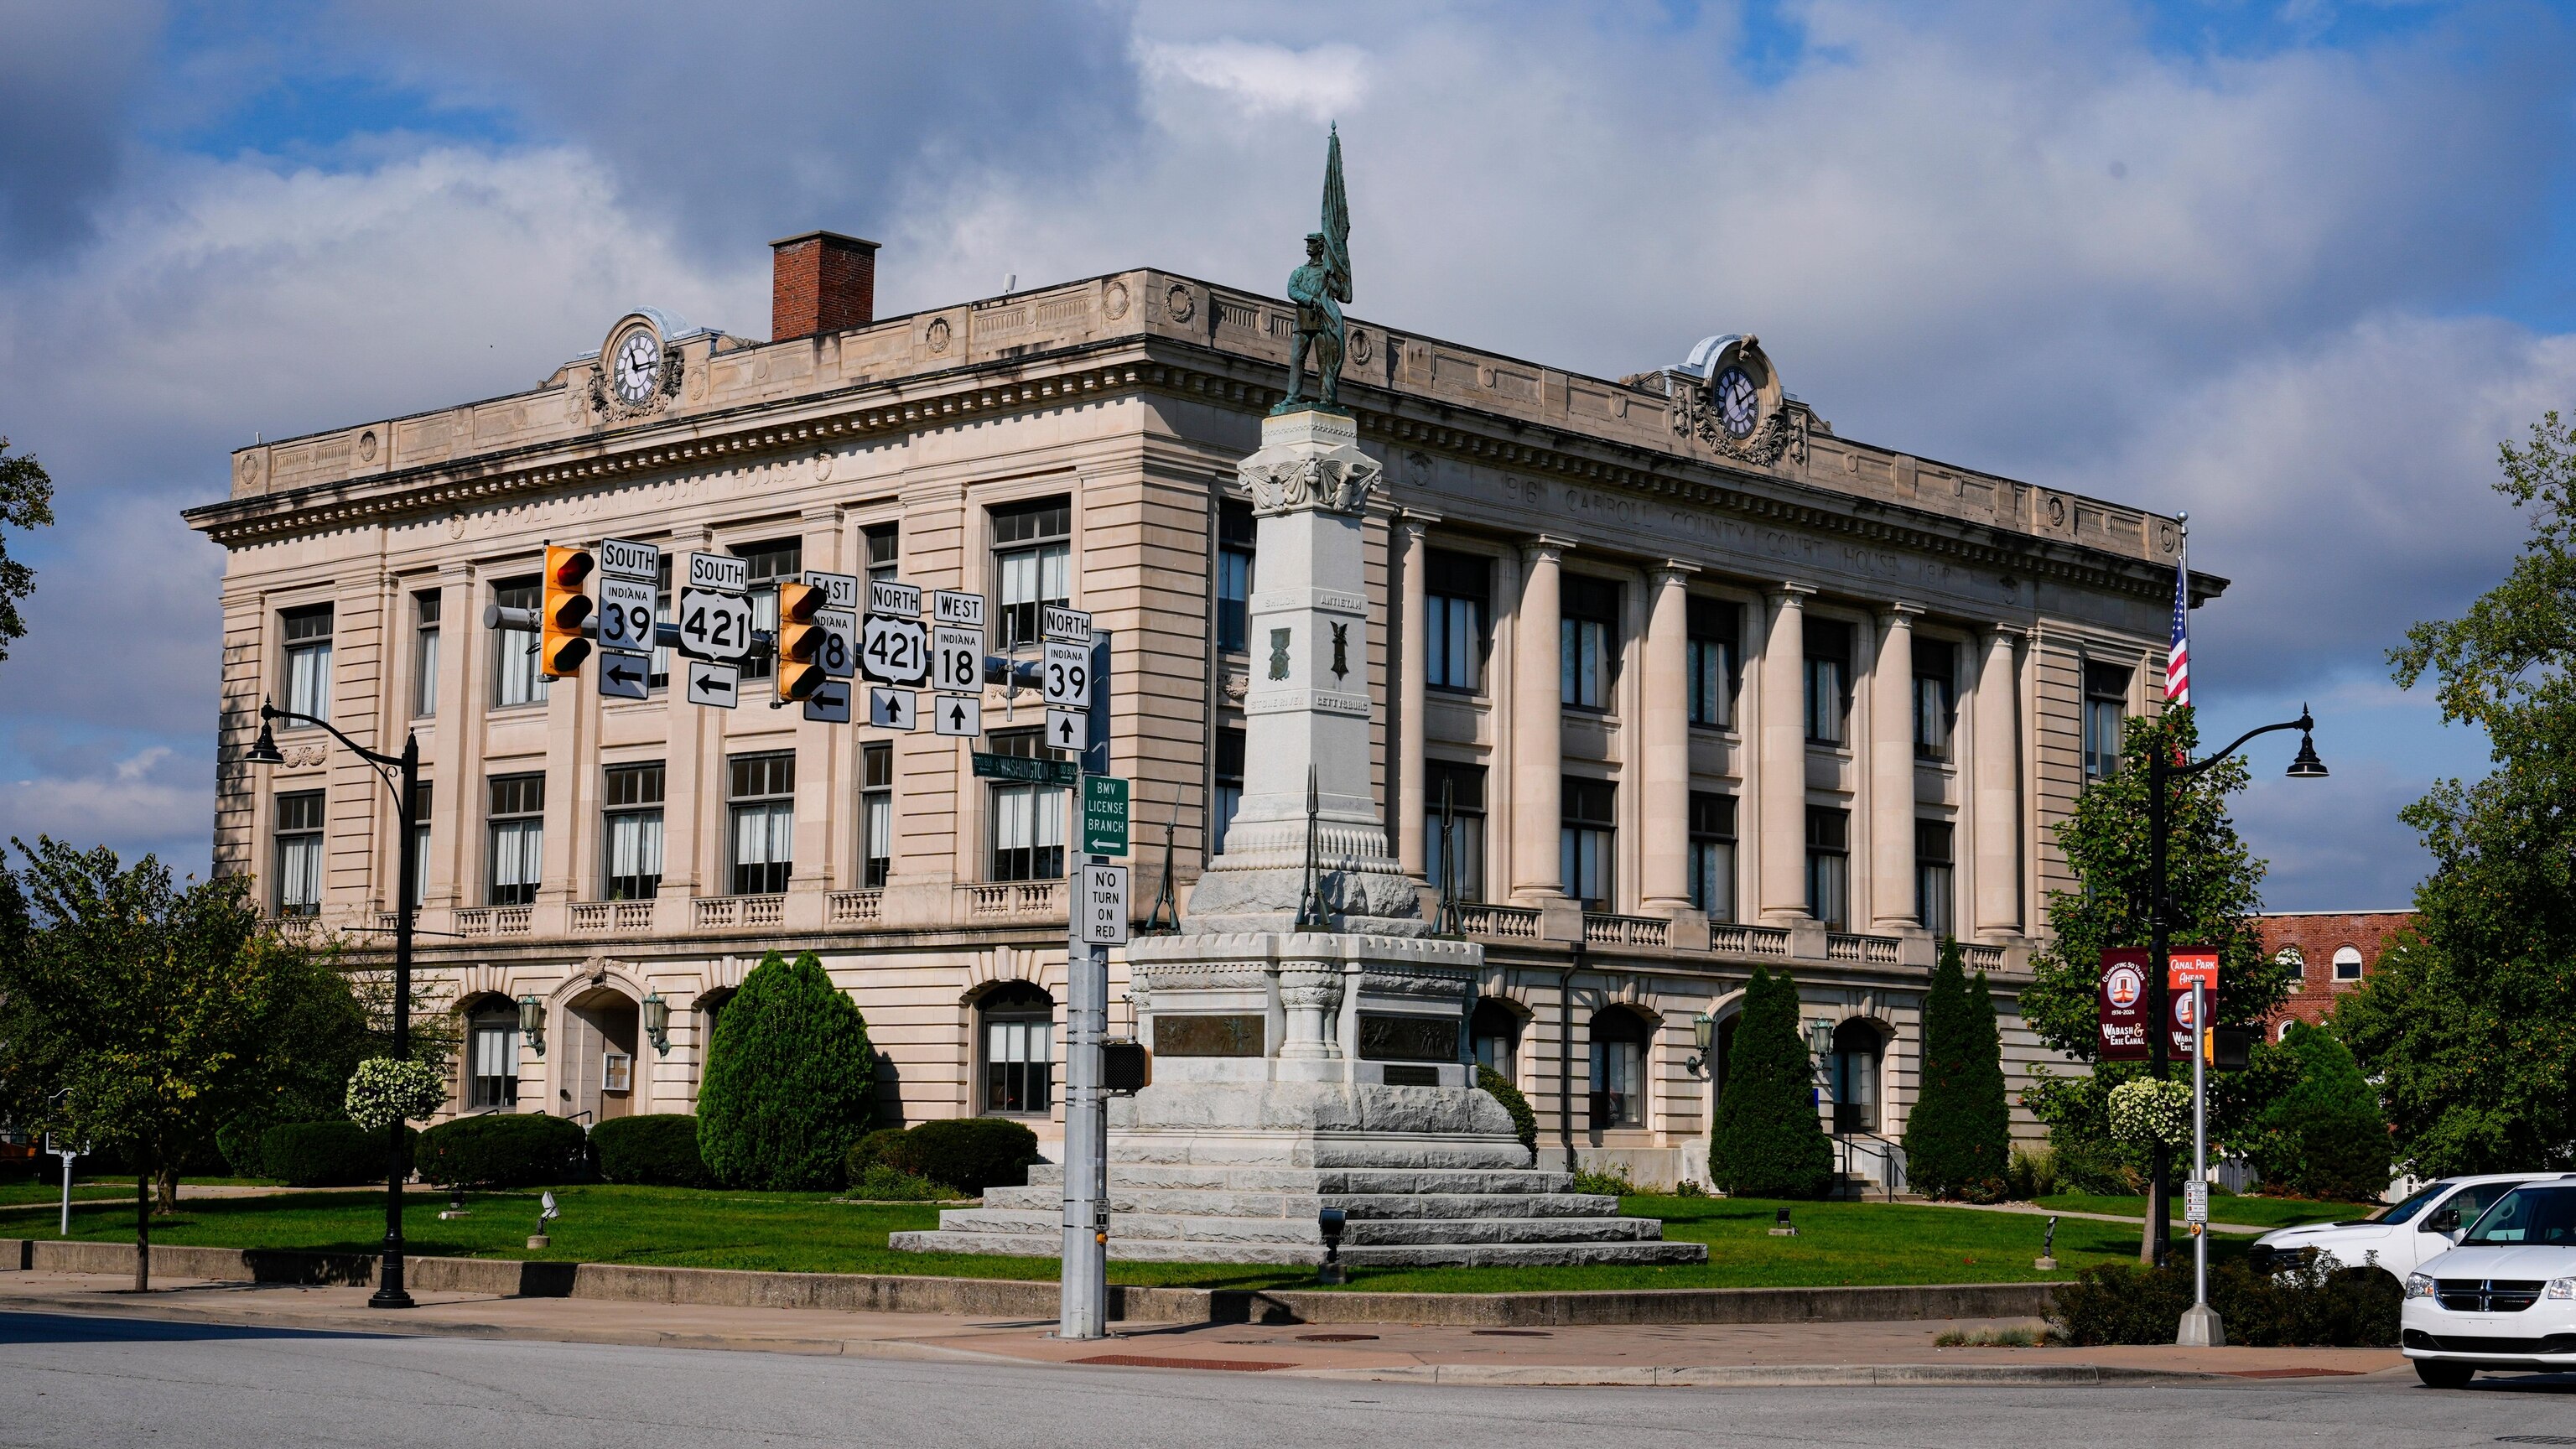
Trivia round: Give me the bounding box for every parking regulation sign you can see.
[1078,864,1130,946]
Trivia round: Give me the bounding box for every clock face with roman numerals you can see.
[613,329,662,404]
[1713,365,1760,439]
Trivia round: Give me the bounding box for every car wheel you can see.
[2413,1358,2475,1389]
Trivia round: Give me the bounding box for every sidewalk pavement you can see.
[0,1270,2407,1387]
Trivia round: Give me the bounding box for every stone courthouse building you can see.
[187,230,2206,1187]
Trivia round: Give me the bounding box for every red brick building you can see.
[2255,911,2414,1038]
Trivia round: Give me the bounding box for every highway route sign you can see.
[1042,640,1091,708]
[686,659,740,709]
[933,694,983,738]
[802,678,852,724]
[816,607,856,678]
[1078,864,1130,946]
[868,687,918,730]
[597,575,656,654]
[597,650,649,700]
[932,625,984,693]
[677,588,754,662]
[862,615,929,686]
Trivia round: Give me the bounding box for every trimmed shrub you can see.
[261,1120,414,1187]
[1709,966,1834,1199]
[1906,942,2013,1200]
[2249,1025,2391,1202]
[592,1114,711,1187]
[2053,1251,2400,1347]
[854,1117,1041,1197]
[418,1113,589,1187]
[1478,1065,1539,1162]
[697,951,877,1190]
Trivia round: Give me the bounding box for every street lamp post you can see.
[246,700,421,1311]
[2142,706,2326,1275]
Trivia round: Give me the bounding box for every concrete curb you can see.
[3,1239,2062,1327]
[1287,1363,2214,1387]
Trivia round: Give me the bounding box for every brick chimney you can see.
[770,231,880,341]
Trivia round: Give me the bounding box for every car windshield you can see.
[2372,1181,2454,1226]
[2463,1185,2576,1246]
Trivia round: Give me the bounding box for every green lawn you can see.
[0,1182,133,1208]
[45,1186,2192,1293]
[2031,1192,2375,1229]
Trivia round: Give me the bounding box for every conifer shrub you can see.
[1905,940,2013,1200]
[1708,966,1835,1199]
[696,952,877,1190]
[2250,1024,2392,1202]
[1477,1065,1539,1162]
[591,1114,711,1187]
[417,1113,587,1187]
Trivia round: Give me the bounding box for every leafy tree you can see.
[2019,708,2298,1250]
[2342,412,2576,1175]
[1708,966,1833,1199]
[0,438,55,661]
[696,950,876,1189]
[2246,1023,2392,1202]
[1907,940,2012,1199]
[0,839,321,1287]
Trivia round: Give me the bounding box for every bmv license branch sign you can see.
[1081,776,1128,857]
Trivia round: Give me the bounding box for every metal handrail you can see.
[1834,1130,1909,1202]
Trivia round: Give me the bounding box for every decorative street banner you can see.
[2168,949,2220,1061]
[2098,948,2152,1062]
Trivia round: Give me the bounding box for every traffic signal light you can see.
[541,544,594,678]
[776,580,825,701]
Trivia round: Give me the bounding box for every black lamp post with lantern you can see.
[245,700,423,1310]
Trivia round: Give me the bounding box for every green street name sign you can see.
[1082,775,1130,856]
[971,752,1079,787]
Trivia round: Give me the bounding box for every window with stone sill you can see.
[491,579,548,709]
[728,751,794,896]
[281,604,334,724]
[602,761,664,901]
[1805,620,1853,746]
[993,497,1072,652]
[1559,574,1621,712]
[1426,549,1492,694]
[273,789,325,917]
[1212,726,1245,855]
[860,742,894,888]
[1686,596,1741,729]
[1216,501,1255,655]
[2334,945,2364,982]
[735,540,802,684]
[1689,791,1736,922]
[1426,760,1487,906]
[1805,805,1849,932]
[486,773,544,906]
[1914,637,1957,762]
[1560,776,1616,912]
[987,727,1064,881]
[1588,1007,1650,1129]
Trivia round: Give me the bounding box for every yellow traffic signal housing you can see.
[776,579,825,701]
[541,544,594,678]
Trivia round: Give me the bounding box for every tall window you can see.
[1831,1020,1882,1133]
[987,727,1065,880]
[1916,819,1955,938]
[281,604,333,723]
[1561,776,1616,911]
[1560,575,1620,710]
[993,496,1072,650]
[1588,1008,1649,1129]
[1212,726,1245,854]
[860,742,894,888]
[1471,999,1520,1083]
[466,1010,520,1110]
[1805,805,1849,930]
[979,983,1054,1115]
[728,751,794,895]
[408,781,432,909]
[273,789,325,917]
[1914,638,1956,761]
[1687,597,1740,728]
[1216,501,1255,653]
[1425,549,1491,693]
[603,762,665,901]
[1426,760,1487,905]
[1805,621,1852,745]
[1689,792,1736,922]
[2084,662,2131,781]
[411,592,440,718]
[737,540,801,683]
[491,579,548,708]
[864,522,899,584]
[649,553,673,690]
[486,773,544,906]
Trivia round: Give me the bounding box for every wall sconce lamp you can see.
[1685,1012,1714,1077]
[1805,1018,1835,1060]
[517,994,546,1057]
[641,993,671,1057]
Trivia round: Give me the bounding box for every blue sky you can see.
[2,0,2567,912]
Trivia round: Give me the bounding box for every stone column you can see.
[1510,537,1572,901]
[1394,512,1436,880]
[1869,603,1922,930]
[1972,626,2023,935]
[1639,561,1699,913]
[1758,584,1814,922]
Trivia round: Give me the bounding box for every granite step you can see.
[886,1228,1706,1266]
[928,1208,1664,1246]
[1024,1164,1580,1196]
[979,1186,1620,1219]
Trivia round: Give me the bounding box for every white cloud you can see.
[2,746,200,860]
[1135,39,1371,124]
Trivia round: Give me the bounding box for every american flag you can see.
[2166,552,2190,707]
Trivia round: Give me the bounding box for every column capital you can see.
[1398,508,1443,539]
[1879,600,1924,621]
[1769,581,1816,603]
[1522,533,1576,563]
[802,504,841,527]
[1987,621,2029,642]
[1650,558,1702,587]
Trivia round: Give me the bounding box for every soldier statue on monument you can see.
[1280,124,1352,413]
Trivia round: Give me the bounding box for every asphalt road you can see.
[5,1310,2573,1449]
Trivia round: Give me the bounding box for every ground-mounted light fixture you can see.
[517,994,547,1057]
[1317,1206,1348,1285]
[641,993,671,1056]
[1768,1206,1798,1238]
[1685,1012,1714,1077]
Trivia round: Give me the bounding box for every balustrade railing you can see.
[828,891,883,926]
[1458,903,1542,940]
[1581,912,1670,948]
[1708,922,1793,956]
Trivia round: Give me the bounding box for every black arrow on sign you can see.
[948,701,969,730]
[1055,714,1079,746]
[603,656,646,689]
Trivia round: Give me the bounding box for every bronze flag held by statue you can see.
[1280,124,1352,414]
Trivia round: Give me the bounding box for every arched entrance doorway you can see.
[976,982,1055,1118]
[1830,1018,1887,1135]
[561,986,640,1123]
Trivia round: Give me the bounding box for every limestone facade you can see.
[186,242,2205,1187]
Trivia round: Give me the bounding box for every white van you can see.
[2402,1180,2576,1387]
[2247,1174,2546,1282]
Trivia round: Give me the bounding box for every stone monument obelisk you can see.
[896,131,1701,1266]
